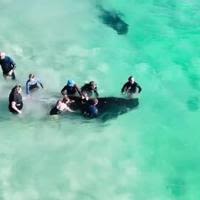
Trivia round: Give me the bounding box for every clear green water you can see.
[0,0,200,199]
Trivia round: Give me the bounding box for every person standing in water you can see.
[61,80,82,97]
[0,52,16,80]
[121,76,142,97]
[26,74,44,95]
[81,81,99,99]
[8,85,23,114]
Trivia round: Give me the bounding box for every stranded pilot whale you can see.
[50,96,139,121]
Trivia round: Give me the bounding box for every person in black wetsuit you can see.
[121,76,142,97]
[81,81,99,99]
[61,80,82,97]
[26,74,43,95]
[8,85,23,114]
[83,98,98,118]
[0,52,16,80]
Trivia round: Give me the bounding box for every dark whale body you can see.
[98,8,129,35]
[69,96,139,121]
[50,96,139,121]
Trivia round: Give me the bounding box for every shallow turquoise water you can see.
[0,0,200,199]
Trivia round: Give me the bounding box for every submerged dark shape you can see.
[69,96,139,121]
[98,7,129,35]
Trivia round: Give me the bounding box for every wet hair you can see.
[128,76,133,81]
[29,73,35,79]
[89,81,95,86]
[89,81,96,89]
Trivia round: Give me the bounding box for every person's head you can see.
[0,52,6,59]
[128,76,134,84]
[89,81,96,89]
[29,73,35,80]
[14,85,22,94]
[67,80,75,87]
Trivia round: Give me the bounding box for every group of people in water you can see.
[0,51,142,118]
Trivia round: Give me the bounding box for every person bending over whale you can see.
[61,80,82,97]
[83,98,99,118]
[8,85,23,114]
[50,95,74,115]
[121,76,142,97]
[0,52,16,80]
[81,81,99,99]
[26,74,44,95]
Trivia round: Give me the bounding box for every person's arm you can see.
[136,83,142,93]
[11,101,22,114]
[75,85,83,97]
[94,88,99,98]
[8,57,16,69]
[80,85,84,92]
[121,82,127,93]
[80,85,89,100]
[37,80,44,88]
[26,81,30,95]
[61,85,67,95]
[65,106,74,112]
